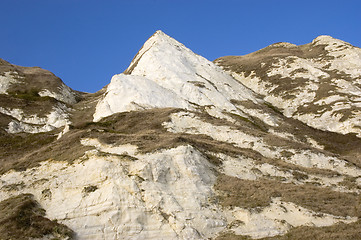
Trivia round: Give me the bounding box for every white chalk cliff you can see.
[0,32,360,240]
[93,31,259,122]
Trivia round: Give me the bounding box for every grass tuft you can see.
[0,194,74,240]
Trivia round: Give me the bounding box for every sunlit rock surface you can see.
[1,32,360,240]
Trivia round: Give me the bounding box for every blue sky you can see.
[1,0,360,93]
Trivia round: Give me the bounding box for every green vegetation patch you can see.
[7,89,52,102]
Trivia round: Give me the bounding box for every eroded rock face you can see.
[0,144,224,239]
[1,32,361,240]
[1,139,358,239]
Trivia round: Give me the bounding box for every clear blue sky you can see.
[1,0,360,93]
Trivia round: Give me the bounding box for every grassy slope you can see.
[0,194,74,240]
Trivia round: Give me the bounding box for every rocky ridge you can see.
[0,31,360,240]
[0,59,79,134]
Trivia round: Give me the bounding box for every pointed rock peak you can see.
[154,29,163,34]
[149,30,179,44]
[145,30,184,49]
[124,30,186,74]
[312,35,348,47]
[153,30,167,37]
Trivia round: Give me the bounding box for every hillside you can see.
[215,36,361,137]
[0,31,360,240]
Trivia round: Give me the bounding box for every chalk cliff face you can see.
[0,32,360,240]
[93,31,259,122]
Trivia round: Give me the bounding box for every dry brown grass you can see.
[80,108,313,171]
[216,233,251,240]
[0,131,57,174]
[215,174,361,217]
[217,48,348,109]
[0,107,240,173]
[70,89,106,125]
[1,102,358,191]
[214,40,328,78]
[228,99,361,172]
[0,194,74,240]
[216,220,361,240]
[0,58,80,104]
[262,108,361,170]
[0,108,246,174]
[0,129,94,174]
[339,176,361,191]
[1,106,350,179]
[0,93,58,118]
[0,113,12,134]
[76,108,300,172]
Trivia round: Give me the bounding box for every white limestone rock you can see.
[94,30,260,122]
[0,103,70,133]
[38,82,78,105]
[0,144,226,239]
[225,198,356,239]
[0,71,21,94]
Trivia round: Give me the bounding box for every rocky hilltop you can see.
[0,31,360,240]
[215,36,361,136]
